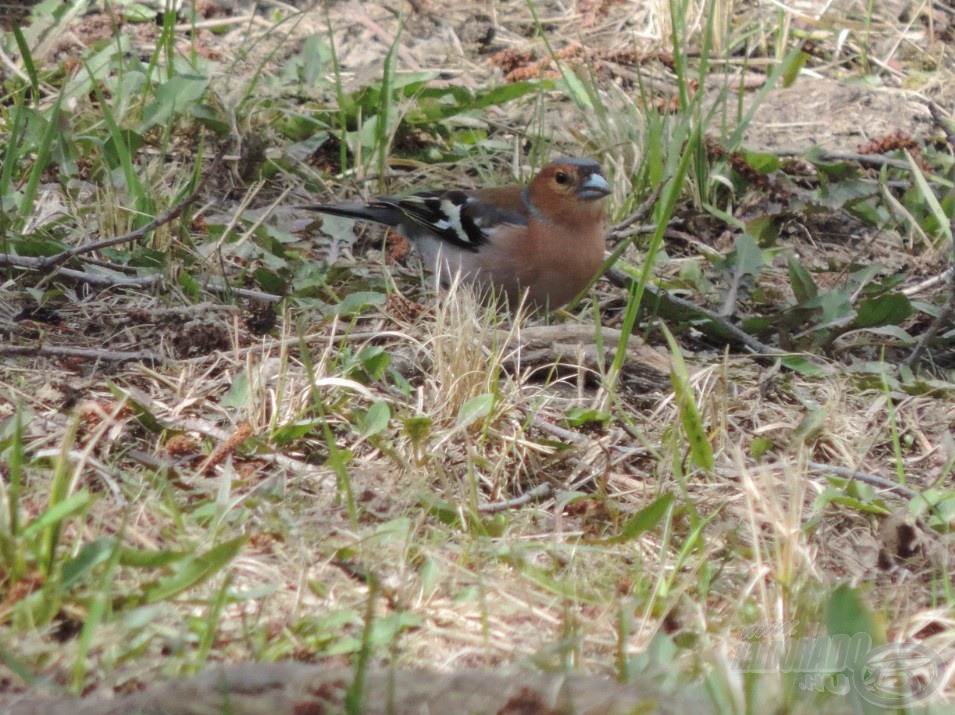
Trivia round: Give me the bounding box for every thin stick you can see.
[767,148,913,171]
[807,461,918,500]
[479,483,554,513]
[0,344,163,364]
[34,148,224,271]
[604,267,781,357]
[0,253,283,302]
[606,187,662,244]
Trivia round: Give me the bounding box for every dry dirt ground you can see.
[2,0,954,712]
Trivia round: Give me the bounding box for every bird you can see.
[303,157,612,312]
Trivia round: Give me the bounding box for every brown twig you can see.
[807,461,919,500]
[0,344,163,364]
[905,273,955,370]
[0,254,166,288]
[348,1,422,72]
[604,267,781,357]
[768,148,913,171]
[478,483,554,513]
[0,253,283,302]
[605,187,662,245]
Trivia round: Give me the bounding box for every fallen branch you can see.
[0,344,163,364]
[478,483,554,513]
[604,267,782,357]
[0,253,283,302]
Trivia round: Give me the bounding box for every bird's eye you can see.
[555,171,569,185]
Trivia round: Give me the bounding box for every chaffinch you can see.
[305,157,612,312]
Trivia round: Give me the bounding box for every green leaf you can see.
[62,537,116,588]
[271,419,323,445]
[140,74,210,131]
[741,150,781,174]
[359,402,390,439]
[792,405,827,445]
[11,23,39,100]
[456,393,494,429]
[598,493,675,544]
[142,536,246,604]
[826,584,885,649]
[787,255,817,303]
[749,437,773,459]
[420,493,463,527]
[781,49,809,87]
[844,325,915,344]
[358,346,389,380]
[661,324,713,471]
[221,370,249,409]
[853,293,913,329]
[727,233,764,276]
[21,491,94,539]
[906,152,953,245]
[564,408,611,428]
[120,547,191,569]
[403,416,431,444]
[332,291,386,316]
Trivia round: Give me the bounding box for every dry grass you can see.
[1,0,953,711]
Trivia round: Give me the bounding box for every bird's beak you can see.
[577,173,611,200]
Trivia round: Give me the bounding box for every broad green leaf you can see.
[456,393,494,429]
[140,75,210,131]
[741,150,781,174]
[780,355,830,377]
[826,584,885,651]
[332,291,386,316]
[271,419,323,444]
[728,233,764,276]
[221,370,249,409]
[853,293,913,328]
[359,402,390,439]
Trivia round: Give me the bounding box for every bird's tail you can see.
[301,203,401,227]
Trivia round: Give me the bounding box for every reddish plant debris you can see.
[199,422,254,476]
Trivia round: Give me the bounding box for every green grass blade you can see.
[607,128,696,388]
[11,23,40,103]
[86,63,150,216]
[726,44,805,148]
[72,530,124,692]
[661,322,714,472]
[142,536,246,604]
[18,91,65,232]
[375,20,402,191]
